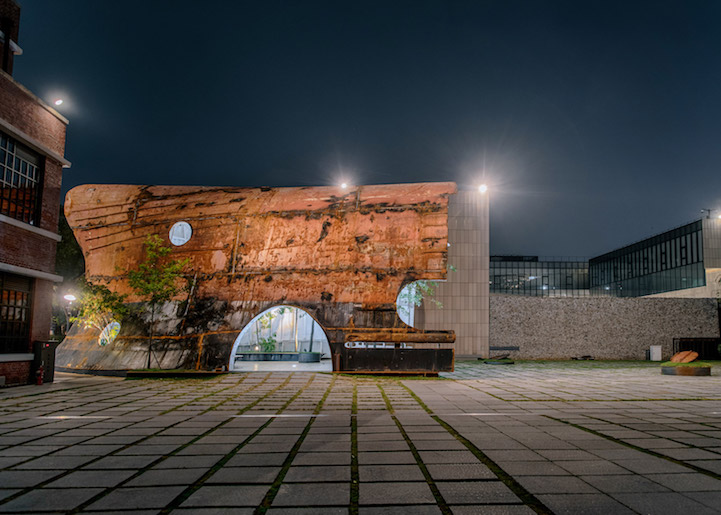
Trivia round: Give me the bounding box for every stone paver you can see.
[0,363,719,513]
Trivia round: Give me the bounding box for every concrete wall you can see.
[490,295,719,360]
[418,189,490,358]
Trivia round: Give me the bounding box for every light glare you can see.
[478,184,488,193]
[63,294,76,302]
[341,183,348,189]
[54,99,63,106]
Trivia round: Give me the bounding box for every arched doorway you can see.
[229,305,332,371]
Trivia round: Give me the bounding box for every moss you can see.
[660,361,717,367]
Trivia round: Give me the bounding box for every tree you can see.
[397,265,456,320]
[56,208,85,282]
[70,278,129,344]
[127,234,189,369]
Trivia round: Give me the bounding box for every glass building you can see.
[490,256,589,297]
[588,218,721,297]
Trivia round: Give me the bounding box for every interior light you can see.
[63,294,76,302]
[54,99,63,106]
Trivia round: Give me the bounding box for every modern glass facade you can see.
[589,220,705,297]
[490,256,589,297]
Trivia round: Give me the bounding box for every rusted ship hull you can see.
[59,182,457,373]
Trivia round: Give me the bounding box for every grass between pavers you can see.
[120,359,707,384]
[456,359,662,368]
[0,373,285,513]
[254,375,338,514]
[328,372,449,380]
[548,415,721,482]
[376,382,452,514]
[350,382,359,515]
[126,369,228,380]
[394,381,553,515]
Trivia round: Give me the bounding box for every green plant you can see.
[127,234,190,369]
[258,335,277,352]
[71,278,129,343]
[397,264,456,318]
[56,207,85,282]
[397,281,443,319]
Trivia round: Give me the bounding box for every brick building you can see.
[0,0,70,385]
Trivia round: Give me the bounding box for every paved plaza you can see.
[0,361,720,514]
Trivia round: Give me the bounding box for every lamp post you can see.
[62,294,76,335]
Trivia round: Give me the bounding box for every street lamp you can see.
[62,294,76,335]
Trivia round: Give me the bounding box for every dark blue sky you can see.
[14,0,721,257]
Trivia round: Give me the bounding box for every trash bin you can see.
[649,345,662,362]
[32,340,60,383]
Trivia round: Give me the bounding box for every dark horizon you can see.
[14,0,721,258]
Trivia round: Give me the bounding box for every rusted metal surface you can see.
[59,182,457,372]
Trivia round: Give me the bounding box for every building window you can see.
[0,132,42,225]
[0,272,32,354]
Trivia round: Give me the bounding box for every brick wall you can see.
[0,224,57,273]
[0,360,30,385]
[39,159,62,232]
[0,71,66,154]
[0,22,68,381]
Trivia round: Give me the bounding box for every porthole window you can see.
[98,321,120,346]
[169,221,192,246]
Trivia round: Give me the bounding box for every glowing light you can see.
[54,99,63,106]
[63,294,76,302]
[717,215,721,219]
[341,183,348,189]
[478,184,488,193]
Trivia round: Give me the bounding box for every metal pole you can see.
[294,308,299,352]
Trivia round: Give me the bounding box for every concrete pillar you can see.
[418,188,489,358]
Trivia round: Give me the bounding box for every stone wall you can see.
[490,295,719,360]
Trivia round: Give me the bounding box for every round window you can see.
[98,321,121,346]
[169,221,192,246]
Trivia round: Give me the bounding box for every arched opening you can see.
[396,280,443,329]
[229,305,331,371]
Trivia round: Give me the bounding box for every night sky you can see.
[13,0,721,258]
